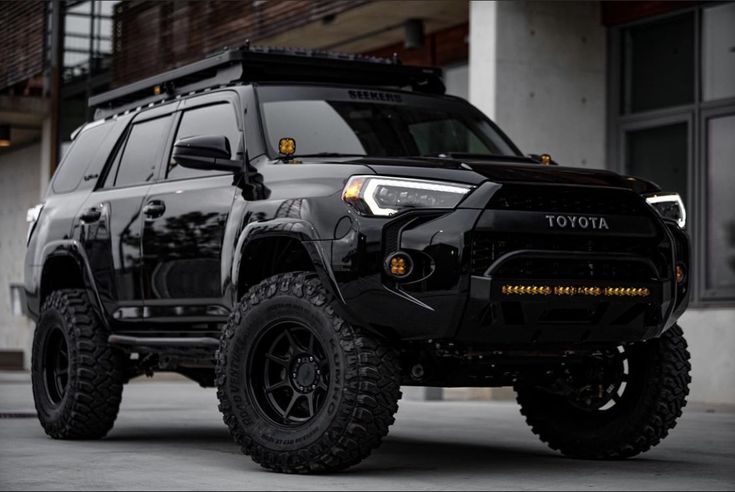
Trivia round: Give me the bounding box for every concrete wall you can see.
[470,1,607,169]
[679,309,735,406]
[0,143,41,369]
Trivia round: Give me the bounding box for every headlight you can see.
[26,202,44,244]
[342,176,473,216]
[646,193,686,228]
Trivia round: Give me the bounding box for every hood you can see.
[330,156,658,192]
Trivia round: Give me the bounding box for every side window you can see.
[52,121,115,194]
[107,115,173,188]
[167,103,241,180]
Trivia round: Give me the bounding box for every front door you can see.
[141,94,242,323]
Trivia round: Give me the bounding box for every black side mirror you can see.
[172,135,242,172]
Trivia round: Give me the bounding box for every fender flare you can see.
[38,240,109,327]
[231,218,345,305]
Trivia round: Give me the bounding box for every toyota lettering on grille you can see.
[545,214,610,230]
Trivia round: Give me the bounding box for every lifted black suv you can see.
[26,47,691,473]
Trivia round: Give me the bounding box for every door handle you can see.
[80,207,101,223]
[143,200,166,219]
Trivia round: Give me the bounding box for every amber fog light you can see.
[385,252,413,278]
[675,264,686,284]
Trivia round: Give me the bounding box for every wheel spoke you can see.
[308,333,315,352]
[265,353,290,367]
[55,375,66,394]
[305,393,316,418]
[283,393,301,419]
[265,380,289,394]
[284,329,300,354]
[317,379,328,392]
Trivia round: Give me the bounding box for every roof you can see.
[90,45,445,119]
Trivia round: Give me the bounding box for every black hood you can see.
[334,156,659,193]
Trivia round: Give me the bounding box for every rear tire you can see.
[31,289,124,439]
[516,324,691,459]
[216,272,401,474]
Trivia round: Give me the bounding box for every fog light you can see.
[386,252,413,278]
[675,264,686,284]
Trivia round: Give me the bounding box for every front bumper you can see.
[330,184,690,346]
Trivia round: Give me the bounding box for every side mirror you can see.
[172,135,242,172]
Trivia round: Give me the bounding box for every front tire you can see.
[516,324,691,459]
[216,272,401,474]
[31,289,125,439]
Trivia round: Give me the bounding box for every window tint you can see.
[622,13,694,113]
[167,103,241,180]
[703,3,735,101]
[706,113,735,293]
[111,115,172,188]
[625,122,688,202]
[261,99,516,157]
[52,121,115,193]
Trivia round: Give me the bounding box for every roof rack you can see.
[90,45,445,119]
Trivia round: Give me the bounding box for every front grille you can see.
[471,233,661,280]
[472,184,667,281]
[487,185,647,216]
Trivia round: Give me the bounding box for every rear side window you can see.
[107,115,173,188]
[167,103,241,180]
[52,122,115,193]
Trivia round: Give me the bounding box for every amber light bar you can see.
[501,284,650,297]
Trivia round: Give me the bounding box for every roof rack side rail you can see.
[90,45,445,119]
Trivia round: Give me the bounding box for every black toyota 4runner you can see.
[25,47,691,474]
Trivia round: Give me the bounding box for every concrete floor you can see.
[1,372,733,491]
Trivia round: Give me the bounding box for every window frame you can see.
[163,91,244,183]
[608,3,735,306]
[97,103,179,191]
[698,103,735,303]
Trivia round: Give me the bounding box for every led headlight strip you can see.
[645,193,686,228]
[501,284,651,297]
[342,175,473,216]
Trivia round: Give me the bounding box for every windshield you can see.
[257,86,520,158]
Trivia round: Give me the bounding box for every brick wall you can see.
[112,0,368,86]
[0,1,46,93]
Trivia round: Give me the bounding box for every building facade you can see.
[0,0,732,405]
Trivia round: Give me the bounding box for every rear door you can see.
[78,106,176,322]
[140,91,242,324]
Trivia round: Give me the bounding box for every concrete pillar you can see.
[40,116,52,198]
[469,1,606,169]
[469,1,498,119]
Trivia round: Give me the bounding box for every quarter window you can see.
[52,121,115,193]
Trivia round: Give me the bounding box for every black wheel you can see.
[216,272,401,474]
[31,289,125,439]
[516,324,691,459]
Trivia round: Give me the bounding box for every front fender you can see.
[230,218,345,305]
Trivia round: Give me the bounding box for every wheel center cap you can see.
[292,356,319,390]
[296,363,316,386]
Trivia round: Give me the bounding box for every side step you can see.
[108,335,219,356]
